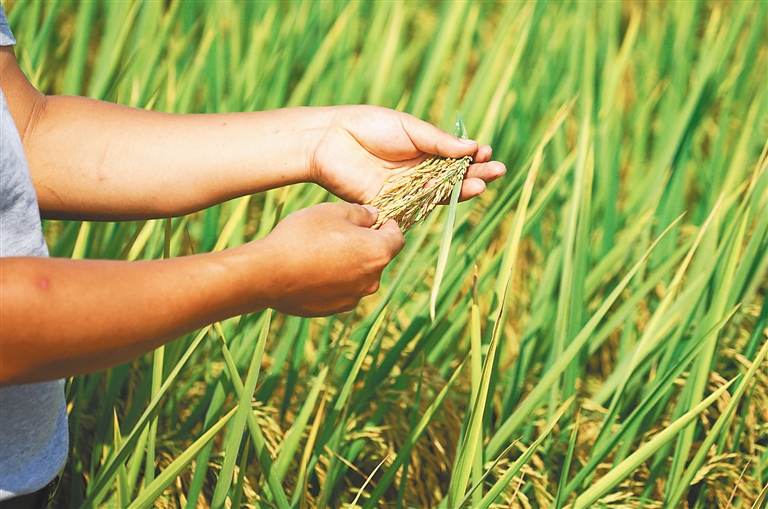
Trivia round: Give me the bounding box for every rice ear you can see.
[368,114,472,233]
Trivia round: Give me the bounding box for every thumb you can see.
[403,114,478,158]
[376,218,406,257]
[345,204,379,228]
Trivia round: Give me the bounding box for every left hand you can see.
[309,105,506,204]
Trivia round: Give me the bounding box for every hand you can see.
[310,105,506,204]
[257,203,404,317]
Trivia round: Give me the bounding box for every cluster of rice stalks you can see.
[368,116,471,233]
[367,152,471,233]
[7,0,768,508]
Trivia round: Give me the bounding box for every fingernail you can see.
[458,138,476,145]
[363,205,378,215]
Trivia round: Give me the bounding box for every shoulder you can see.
[0,2,17,47]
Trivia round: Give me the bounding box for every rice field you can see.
[6,0,768,507]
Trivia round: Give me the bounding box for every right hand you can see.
[258,202,405,317]
[310,105,506,205]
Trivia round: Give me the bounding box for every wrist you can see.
[216,238,281,315]
[252,106,339,187]
[302,106,341,186]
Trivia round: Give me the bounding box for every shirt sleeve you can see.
[0,2,17,46]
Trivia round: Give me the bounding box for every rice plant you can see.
[6,0,767,507]
[367,115,471,233]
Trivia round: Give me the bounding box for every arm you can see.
[0,40,501,385]
[0,204,403,386]
[29,101,341,220]
[1,47,505,221]
[1,47,334,220]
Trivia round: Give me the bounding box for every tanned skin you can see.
[0,45,506,386]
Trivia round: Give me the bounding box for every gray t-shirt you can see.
[0,4,68,499]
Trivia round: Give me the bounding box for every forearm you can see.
[25,97,335,220]
[0,246,270,385]
[0,200,406,386]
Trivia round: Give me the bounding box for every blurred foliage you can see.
[5,0,768,507]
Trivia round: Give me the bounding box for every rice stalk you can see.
[367,116,471,233]
[7,1,766,507]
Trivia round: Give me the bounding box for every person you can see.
[0,3,505,507]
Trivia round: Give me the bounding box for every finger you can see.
[341,203,378,227]
[458,178,487,201]
[376,219,406,257]
[474,145,493,163]
[466,161,506,183]
[436,177,488,204]
[362,205,379,223]
[402,114,478,158]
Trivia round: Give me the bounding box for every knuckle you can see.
[364,280,380,295]
[394,234,406,251]
[316,202,338,215]
[338,299,359,314]
[372,252,391,271]
[383,239,404,259]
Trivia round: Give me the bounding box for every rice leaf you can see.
[553,413,580,509]
[487,215,682,456]
[81,326,212,509]
[665,337,768,508]
[126,406,238,509]
[361,358,468,509]
[211,310,272,509]
[430,181,461,322]
[474,399,572,508]
[572,378,737,509]
[215,319,290,509]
